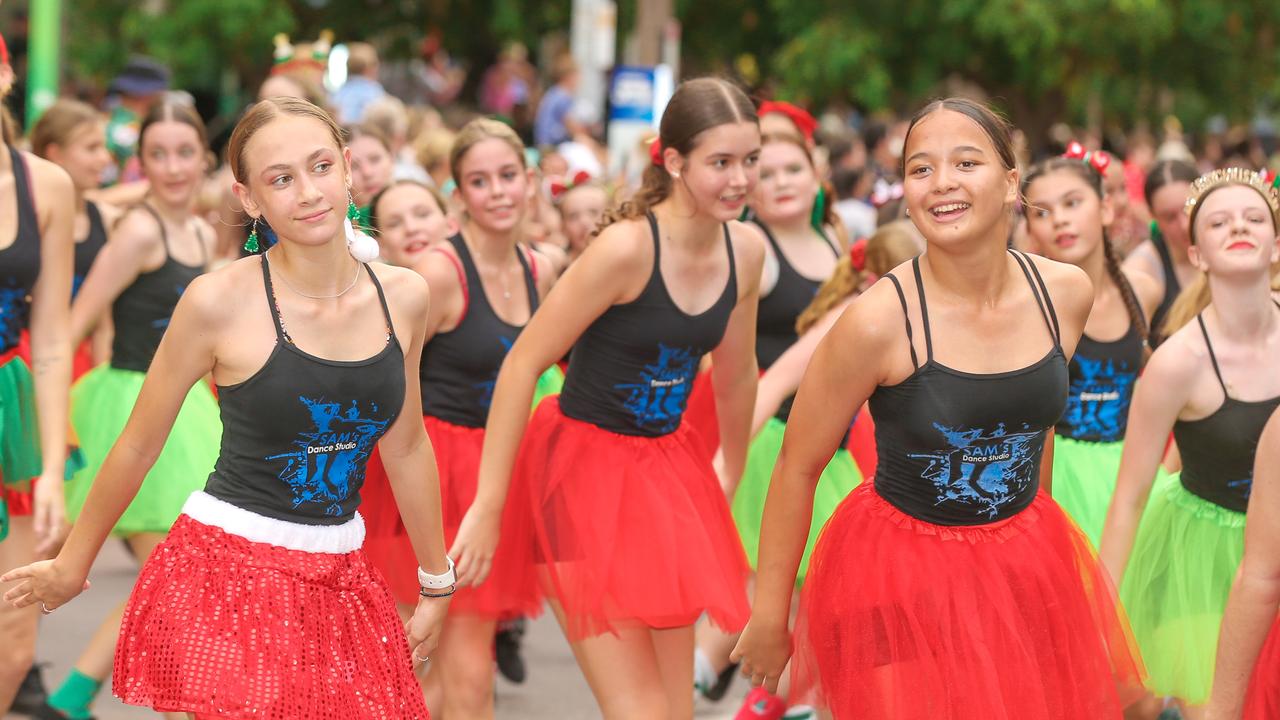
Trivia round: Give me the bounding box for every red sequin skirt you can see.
[516,398,749,639]
[792,483,1146,719]
[114,510,428,719]
[361,415,540,616]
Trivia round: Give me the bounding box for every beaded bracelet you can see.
[419,585,457,599]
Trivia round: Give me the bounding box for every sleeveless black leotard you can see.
[0,147,42,354]
[558,212,737,436]
[871,251,1069,525]
[72,200,108,298]
[1056,323,1144,443]
[203,256,406,525]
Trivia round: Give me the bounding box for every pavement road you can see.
[6,540,749,719]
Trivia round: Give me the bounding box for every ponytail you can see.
[1161,272,1211,338]
[599,161,672,229]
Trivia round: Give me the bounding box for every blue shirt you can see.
[333,76,386,124]
[534,85,575,147]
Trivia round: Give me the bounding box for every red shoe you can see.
[734,687,786,720]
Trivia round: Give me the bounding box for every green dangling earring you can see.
[244,218,260,253]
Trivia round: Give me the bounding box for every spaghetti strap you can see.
[646,211,662,264]
[138,203,172,259]
[259,254,288,343]
[1196,314,1230,397]
[514,243,540,312]
[722,223,736,279]
[817,226,840,258]
[365,264,397,340]
[909,257,934,362]
[1010,250,1061,348]
[885,273,920,370]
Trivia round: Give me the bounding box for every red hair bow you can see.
[1063,141,1112,176]
[849,237,869,272]
[550,170,593,200]
[0,34,9,66]
[759,101,818,141]
[649,137,665,167]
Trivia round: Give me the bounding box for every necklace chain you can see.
[269,248,362,299]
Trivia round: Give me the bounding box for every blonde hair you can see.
[30,99,102,158]
[414,126,456,174]
[796,220,923,334]
[449,117,525,184]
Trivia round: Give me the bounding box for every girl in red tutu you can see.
[453,77,764,717]
[363,119,556,718]
[2,97,453,720]
[731,97,1146,719]
[1208,407,1280,720]
[0,32,76,714]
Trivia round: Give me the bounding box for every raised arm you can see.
[69,208,164,345]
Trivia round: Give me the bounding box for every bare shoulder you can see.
[111,205,167,253]
[94,201,125,231]
[179,255,265,330]
[1019,252,1093,320]
[24,153,74,217]
[1122,240,1161,279]
[1143,321,1208,388]
[832,273,910,358]
[1125,268,1163,317]
[368,262,429,316]
[575,216,654,275]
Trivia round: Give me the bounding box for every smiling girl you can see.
[731,98,1144,718]
[2,97,452,719]
[454,77,765,718]
[1101,168,1280,719]
[369,180,455,267]
[1021,149,1159,545]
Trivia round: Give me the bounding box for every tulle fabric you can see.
[0,351,40,490]
[361,415,541,616]
[731,416,861,584]
[114,514,428,719]
[682,367,719,463]
[1050,436,1125,547]
[517,398,749,639]
[792,482,1145,719]
[1120,472,1244,703]
[1245,614,1280,720]
[66,365,221,534]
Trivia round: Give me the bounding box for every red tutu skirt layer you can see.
[683,368,719,463]
[1246,615,1280,719]
[361,416,541,616]
[793,483,1145,720]
[518,398,749,639]
[114,514,428,719]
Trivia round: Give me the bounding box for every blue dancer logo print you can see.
[1062,356,1137,442]
[910,422,1043,518]
[268,396,390,516]
[615,344,697,433]
[0,284,28,351]
[474,336,515,409]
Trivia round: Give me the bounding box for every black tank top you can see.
[1056,323,1144,443]
[1148,232,1181,348]
[559,212,738,436]
[420,233,538,428]
[72,201,108,298]
[871,252,1069,525]
[203,255,406,525]
[754,219,839,369]
[1174,310,1280,513]
[110,205,207,372]
[0,147,42,354]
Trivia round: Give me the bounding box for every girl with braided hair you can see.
[1021,146,1161,545]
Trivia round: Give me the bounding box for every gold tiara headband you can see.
[1185,167,1280,217]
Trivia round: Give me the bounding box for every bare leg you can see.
[0,517,39,713]
[429,614,499,719]
[548,599,670,719]
[1178,700,1206,720]
[652,625,695,720]
[1124,693,1165,720]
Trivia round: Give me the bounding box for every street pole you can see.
[634,0,671,66]
[25,0,60,127]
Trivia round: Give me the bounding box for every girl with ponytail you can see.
[1021,147,1161,545]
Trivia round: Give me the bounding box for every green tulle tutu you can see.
[66,365,221,535]
[0,355,41,489]
[533,364,564,412]
[732,416,862,585]
[1120,472,1244,704]
[1050,437,1125,547]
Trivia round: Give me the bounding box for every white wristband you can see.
[417,557,457,590]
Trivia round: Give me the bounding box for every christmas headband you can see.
[759,101,817,141]
[1184,167,1280,217]
[550,170,593,200]
[271,31,333,75]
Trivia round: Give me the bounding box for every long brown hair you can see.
[1022,157,1149,344]
[796,220,923,335]
[601,77,756,228]
[902,97,1017,176]
[30,99,102,158]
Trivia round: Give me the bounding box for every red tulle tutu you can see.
[683,368,719,463]
[517,398,749,639]
[1,477,34,516]
[1246,615,1280,719]
[361,415,541,616]
[114,514,428,719]
[792,483,1146,719]
[16,328,95,380]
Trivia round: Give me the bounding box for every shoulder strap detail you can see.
[137,203,172,258]
[1196,314,1230,397]
[430,246,468,319]
[259,254,289,343]
[515,244,540,312]
[365,264,396,339]
[885,273,920,371]
[909,257,934,361]
[1010,250,1062,347]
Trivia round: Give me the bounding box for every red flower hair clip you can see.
[759,101,818,141]
[849,237,869,272]
[0,33,9,66]
[1063,141,1112,176]
[550,170,593,201]
[649,138,665,167]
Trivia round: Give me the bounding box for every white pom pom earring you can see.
[345,192,381,263]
